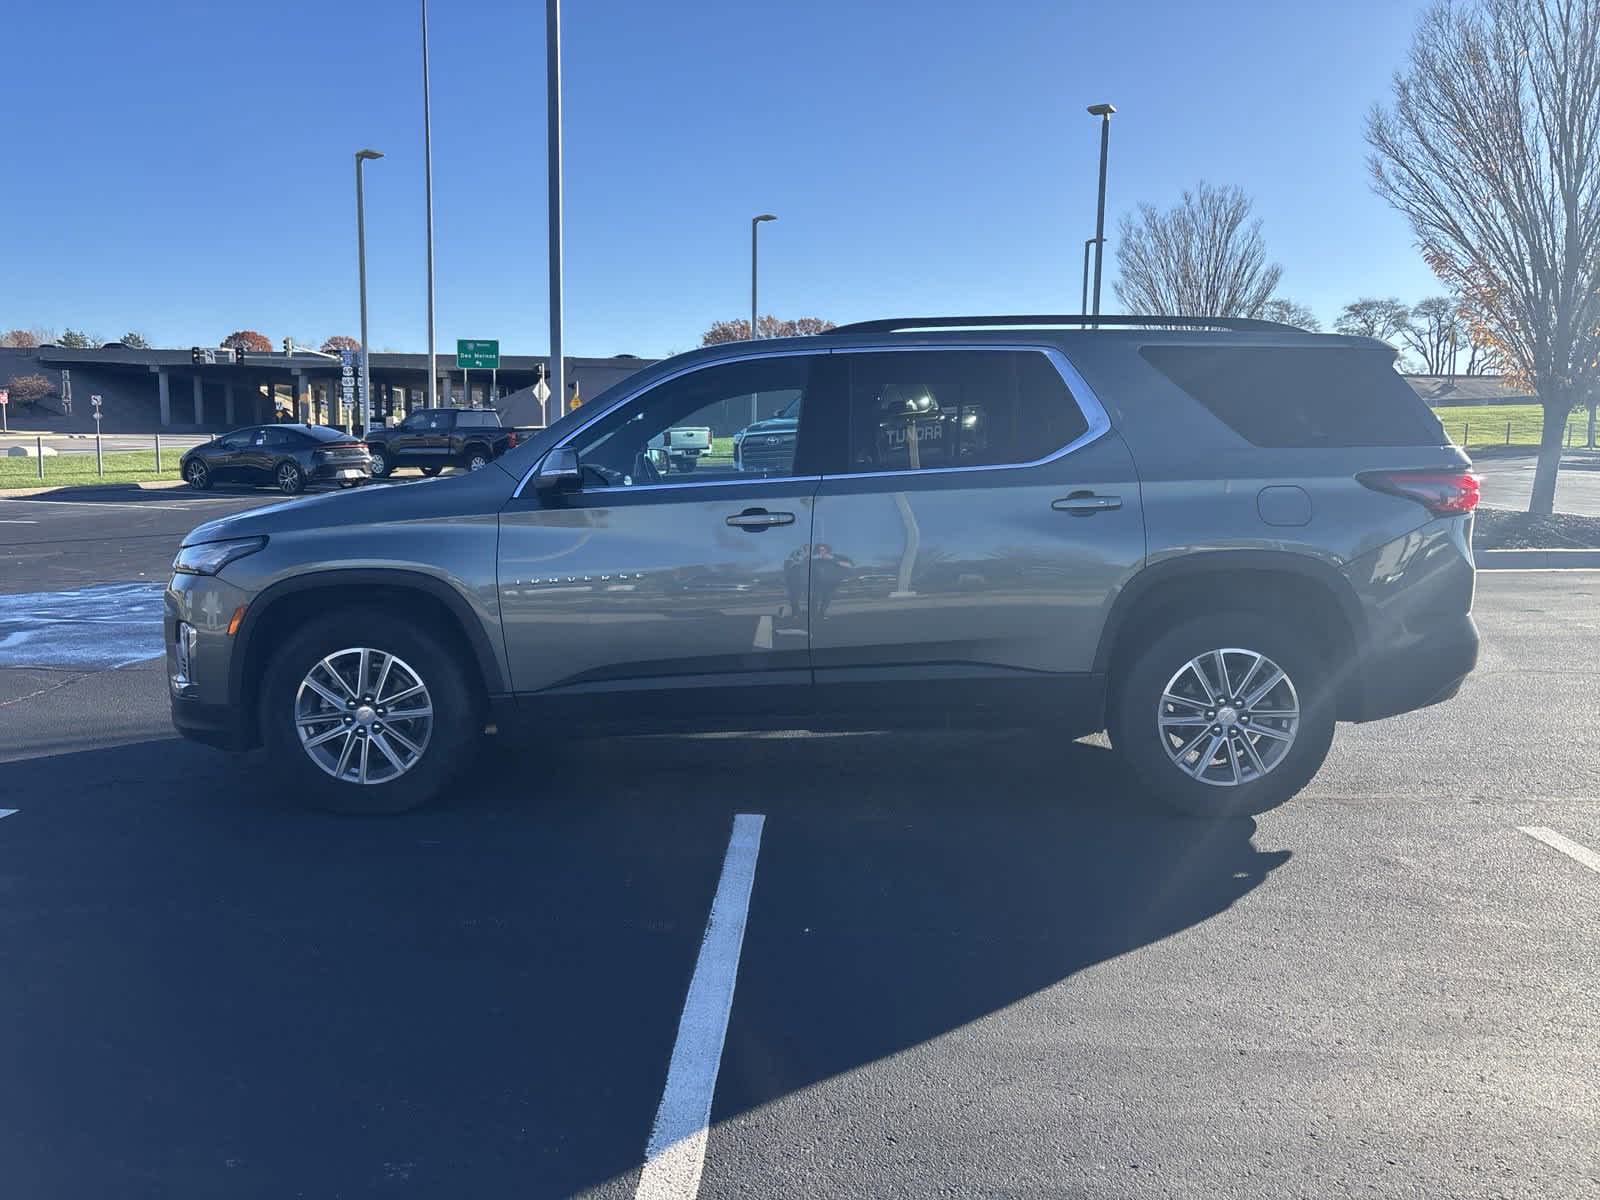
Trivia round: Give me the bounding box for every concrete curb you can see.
[1477,548,1600,570]
[0,479,189,498]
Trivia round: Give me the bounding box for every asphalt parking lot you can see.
[1,487,1597,1199]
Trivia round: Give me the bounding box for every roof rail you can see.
[828,314,1303,335]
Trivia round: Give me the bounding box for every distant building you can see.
[1404,375,1538,406]
[0,345,657,434]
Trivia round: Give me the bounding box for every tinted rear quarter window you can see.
[843,349,1090,472]
[1140,345,1445,448]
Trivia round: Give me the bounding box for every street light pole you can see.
[546,0,565,423]
[421,0,437,408]
[355,149,383,434]
[1087,102,1115,318]
[751,213,776,340]
[1081,237,1096,315]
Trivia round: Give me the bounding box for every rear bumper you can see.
[308,462,370,483]
[1349,610,1479,722]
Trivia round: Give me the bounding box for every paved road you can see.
[0,493,1596,1198]
[1473,452,1600,515]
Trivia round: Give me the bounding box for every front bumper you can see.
[165,572,254,750]
[170,696,252,751]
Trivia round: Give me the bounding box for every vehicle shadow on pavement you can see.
[0,730,1289,1198]
[517,730,1292,1141]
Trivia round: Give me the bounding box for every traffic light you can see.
[283,337,293,354]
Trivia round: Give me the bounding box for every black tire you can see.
[184,459,211,490]
[368,449,391,478]
[276,460,305,495]
[420,465,442,477]
[260,609,481,814]
[464,445,491,472]
[1108,612,1336,819]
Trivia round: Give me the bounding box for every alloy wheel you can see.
[278,463,300,492]
[294,647,434,785]
[1156,648,1300,787]
[186,462,207,488]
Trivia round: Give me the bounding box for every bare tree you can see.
[1398,297,1464,374]
[1368,0,1600,515]
[701,316,836,346]
[1334,297,1413,343]
[1113,183,1283,318]
[1262,299,1322,331]
[1,329,38,348]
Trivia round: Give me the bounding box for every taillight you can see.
[1358,469,1480,515]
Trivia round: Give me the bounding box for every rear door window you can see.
[839,349,1090,473]
[1140,345,1446,447]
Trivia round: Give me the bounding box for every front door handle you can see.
[726,508,795,531]
[1052,492,1122,515]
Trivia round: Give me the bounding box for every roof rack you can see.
[828,314,1302,335]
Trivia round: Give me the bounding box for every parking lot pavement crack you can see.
[0,668,99,708]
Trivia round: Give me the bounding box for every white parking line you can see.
[0,498,221,512]
[636,813,765,1200]
[1518,826,1600,875]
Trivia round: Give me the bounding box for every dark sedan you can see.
[180,424,371,494]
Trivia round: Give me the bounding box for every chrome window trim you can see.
[511,342,1111,497]
[822,344,1110,480]
[511,347,822,498]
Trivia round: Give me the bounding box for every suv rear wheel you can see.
[1109,613,1335,818]
[260,610,480,813]
[464,445,491,472]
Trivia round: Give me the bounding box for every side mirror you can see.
[533,446,581,492]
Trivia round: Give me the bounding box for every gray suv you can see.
[165,315,1479,817]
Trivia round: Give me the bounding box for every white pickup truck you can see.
[647,425,712,473]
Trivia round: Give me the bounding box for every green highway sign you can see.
[456,339,500,370]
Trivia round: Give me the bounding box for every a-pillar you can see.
[224,382,235,426]
[154,367,171,426]
[192,376,205,425]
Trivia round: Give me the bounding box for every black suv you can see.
[364,408,516,477]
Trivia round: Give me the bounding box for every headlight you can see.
[173,536,267,576]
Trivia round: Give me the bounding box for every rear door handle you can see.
[1052,492,1122,515]
[726,508,795,531]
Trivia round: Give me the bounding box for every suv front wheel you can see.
[1109,613,1335,818]
[260,610,480,813]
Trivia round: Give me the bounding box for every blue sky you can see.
[4,0,1439,358]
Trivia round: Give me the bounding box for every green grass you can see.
[1431,403,1592,450]
[0,450,182,489]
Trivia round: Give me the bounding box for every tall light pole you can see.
[355,149,383,433]
[1080,237,1096,315]
[546,0,565,422]
[421,0,437,408]
[1086,102,1115,318]
[751,213,776,340]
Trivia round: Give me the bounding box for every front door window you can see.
[569,355,815,487]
